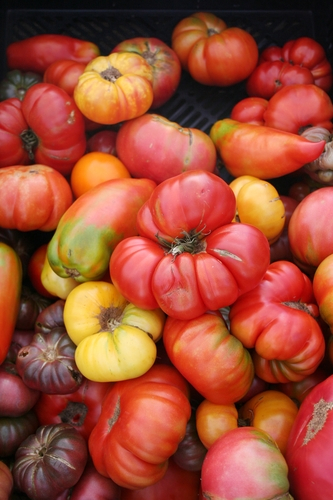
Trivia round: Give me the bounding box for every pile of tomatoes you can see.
[1,10,333,500]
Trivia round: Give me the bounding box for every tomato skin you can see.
[6,34,100,73]
[195,399,239,449]
[288,187,333,273]
[263,84,333,134]
[0,243,22,365]
[69,459,121,499]
[229,260,326,383]
[115,113,217,184]
[74,52,154,125]
[285,374,333,499]
[88,364,191,489]
[111,37,182,109]
[210,118,326,179]
[28,244,55,298]
[163,312,255,405]
[171,12,258,86]
[0,164,73,232]
[43,59,87,96]
[33,378,113,441]
[47,177,156,283]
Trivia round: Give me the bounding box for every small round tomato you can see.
[43,59,86,96]
[195,399,238,449]
[70,151,131,198]
[229,176,286,244]
[28,244,55,298]
[86,129,118,155]
[238,389,298,456]
[230,96,268,125]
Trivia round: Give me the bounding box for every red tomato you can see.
[229,260,326,383]
[0,164,73,232]
[0,461,13,500]
[257,36,333,94]
[33,378,114,441]
[115,113,217,184]
[43,59,86,96]
[230,96,268,125]
[313,253,333,334]
[86,129,118,155]
[28,244,56,298]
[163,312,254,405]
[246,60,315,99]
[210,118,326,180]
[276,366,330,407]
[111,37,182,109]
[286,374,333,499]
[88,364,191,489]
[201,427,291,499]
[6,34,100,73]
[171,12,258,86]
[109,170,271,320]
[120,458,201,500]
[0,243,22,365]
[69,459,121,500]
[288,186,333,273]
[0,83,87,175]
[0,360,40,417]
[263,83,333,134]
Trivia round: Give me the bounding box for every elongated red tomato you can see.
[0,242,22,364]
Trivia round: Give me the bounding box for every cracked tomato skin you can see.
[286,374,333,500]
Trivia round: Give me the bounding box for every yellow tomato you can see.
[63,281,166,382]
[238,389,298,456]
[229,175,286,244]
[40,254,79,299]
[73,52,154,125]
[195,399,238,449]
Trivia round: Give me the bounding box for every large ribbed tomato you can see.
[110,170,270,320]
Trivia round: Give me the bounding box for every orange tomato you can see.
[195,399,238,449]
[238,389,298,456]
[70,151,131,198]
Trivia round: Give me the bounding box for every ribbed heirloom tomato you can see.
[109,170,271,320]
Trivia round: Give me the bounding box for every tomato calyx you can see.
[156,227,209,257]
[20,128,38,160]
[98,305,125,331]
[100,67,122,82]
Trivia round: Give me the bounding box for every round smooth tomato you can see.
[0,460,13,500]
[70,151,131,198]
[86,129,118,155]
[288,186,333,273]
[195,399,238,449]
[115,113,217,184]
[43,59,86,96]
[313,253,333,333]
[201,426,291,499]
[27,244,55,298]
[238,389,298,456]
[171,12,258,86]
[229,176,286,244]
[230,96,268,125]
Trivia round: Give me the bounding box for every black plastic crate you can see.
[1,3,333,134]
